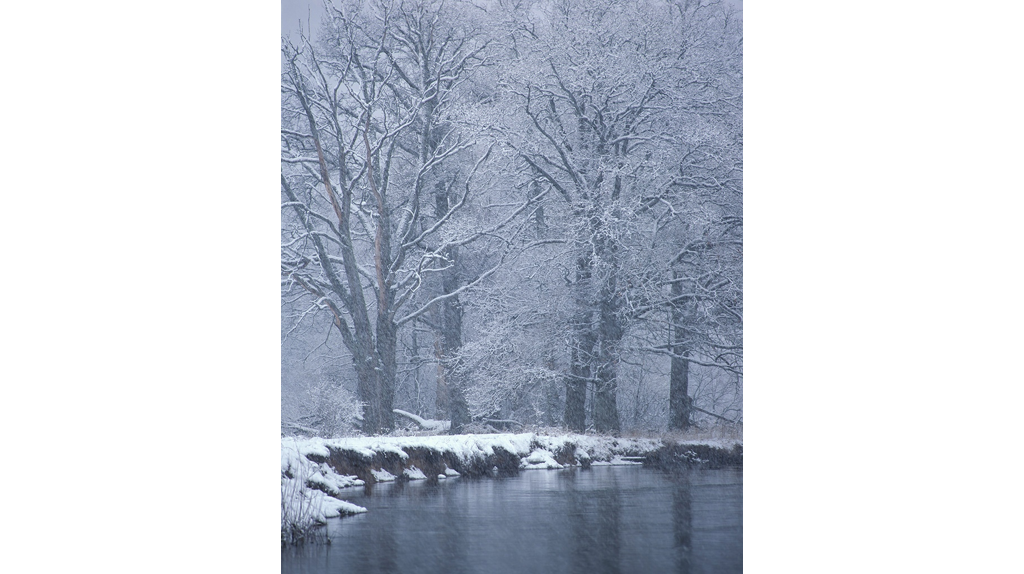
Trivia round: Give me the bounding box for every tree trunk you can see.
[433,181,470,433]
[592,364,619,432]
[668,271,692,431]
[565,255,594,432]
[366,118,396,435]
[592,270,622,434]
[668,346,691,431]
[441,275,470,433]
[434,337,449,419]
[351,338,384,434]
[564,345,589,433]
[375,315,397,433]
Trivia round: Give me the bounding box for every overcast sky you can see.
[281,0,741,44]
[282,0,327,43]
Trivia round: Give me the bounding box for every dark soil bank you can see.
[317,440,741,485]
[644,442,744,470]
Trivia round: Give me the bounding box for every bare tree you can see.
[281,0,536,433]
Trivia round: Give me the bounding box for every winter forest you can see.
[281,0,742,438]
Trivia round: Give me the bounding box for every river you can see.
[282,465,742,573]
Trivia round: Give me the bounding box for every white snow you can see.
[285,433,737,481]
[310,492,366,518]
[520,448,563,470]
[285,432,734,477]
[673,438,740,450]
[608,455,643,466]
[282,438,364,491]
[403,466,428,480]
[281,475,366,533]
[393,409,451,432]
[281,436,367,541]
[371,468,397,482]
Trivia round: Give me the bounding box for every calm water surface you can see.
[282,465,741,574]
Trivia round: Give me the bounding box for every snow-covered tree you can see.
[280,0,742,435]
[480,0,742,432]
[281,0,540,433]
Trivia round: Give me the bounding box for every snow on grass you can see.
[282,468,366,545]
[670,437,741,450]
[306,470,356,495]
[536,434,663,462]
[309,432,684,467]
[328,498,368,517]
[283,477,367,521]
[403,466,428,480]
[520,448,563,470]
[320,433,537,463]
[371,468,397,482]
[282,438,364,491]
[590,455,644,467]
[285,433,737,484]
[290,432,735,472]
[282,437,367,545]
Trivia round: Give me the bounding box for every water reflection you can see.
[282,466,741,574]
[565,469,622,574]
[438,481,469,574]
[672,471,694,574]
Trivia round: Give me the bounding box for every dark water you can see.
[282,465,742,574]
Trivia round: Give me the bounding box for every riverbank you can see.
[281,431,741,544]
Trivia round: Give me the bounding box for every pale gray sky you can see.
[281,0,741,44]
[282,0,327,43]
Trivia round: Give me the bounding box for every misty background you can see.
[279,0,744,437]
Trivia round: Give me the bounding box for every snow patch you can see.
[393,409,451,432]
[282,438,367,544]
[674,438,740,450]
[282,439,364,490]
[322,496,368,518]
[608,455,644,466]
[281,475,366,534]
[371,468,397,482]
[520,448,563,470]
[403,466,427,480]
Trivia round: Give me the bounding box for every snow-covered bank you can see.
[281,440,368,545]
[281,431,741,543]
[283,433,665,485]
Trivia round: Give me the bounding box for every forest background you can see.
[280,0,744,438]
